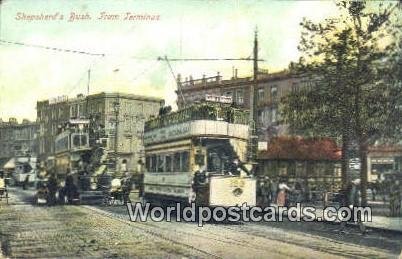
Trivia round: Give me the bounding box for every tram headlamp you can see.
[90,182,97,190]
[233,188,243,197]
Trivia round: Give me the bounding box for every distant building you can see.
[367,145,402,182]
[36,92,164,172]
[0,118,39,167]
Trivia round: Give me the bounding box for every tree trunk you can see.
[359,138,368,207]
[341,133,350,190]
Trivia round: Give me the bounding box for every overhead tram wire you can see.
[130,59,160,82]
[162,57,264,62]
[0,39,105,57]
[157,55,265,107]
[0,39,158,61]
[0,38,160,96]
[158,56,186,106]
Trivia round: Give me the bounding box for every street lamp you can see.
[113,101,120,171]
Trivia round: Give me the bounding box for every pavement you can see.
[312,206,402,233]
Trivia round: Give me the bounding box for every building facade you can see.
[0,118,39,167]
[176,70,308,140]
[36,92,164,172]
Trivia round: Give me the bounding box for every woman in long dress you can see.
[277,182,291,206]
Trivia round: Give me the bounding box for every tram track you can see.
[217,223,392,259]
[84,204,398,259]
[82,205,355,258]
[2,187,399,258]
[81,205,223,259]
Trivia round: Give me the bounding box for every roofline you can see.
[177,70,298,94]
[87,92,164,103]
[37,91,164,105]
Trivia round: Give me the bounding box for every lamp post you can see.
[113,101,120,171]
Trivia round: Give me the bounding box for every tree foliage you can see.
[281,1,402,204]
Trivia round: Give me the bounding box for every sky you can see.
[0,0,341,122]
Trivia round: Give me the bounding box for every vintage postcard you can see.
[0,0,402,258]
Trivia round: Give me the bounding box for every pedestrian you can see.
[257,177,263,205]
[22,175,30,190]
[0,171,6,190]
[261,177,272,207]
[390,181,401,217]
[294,181,303,204]
[47,173,58,206]
[372,184,377,201]
[65,173,78,204]
[271,179,278,204]
[341,179,366,233]
[121,175,133,204]
[277,179,291,207]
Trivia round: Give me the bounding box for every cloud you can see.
[0,0,337,121]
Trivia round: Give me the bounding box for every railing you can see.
[145,103,250,131]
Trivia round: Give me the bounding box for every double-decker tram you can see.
[143,102,257,207]
[54,119,91,181]
[54,119,106,203]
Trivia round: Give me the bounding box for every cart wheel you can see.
[102,196,108,206]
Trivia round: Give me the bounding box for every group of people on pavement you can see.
[257,177,291,207]
[390,181,401,217]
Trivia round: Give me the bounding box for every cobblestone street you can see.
[1,188,402,258]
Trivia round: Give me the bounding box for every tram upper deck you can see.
[144,103,250,144]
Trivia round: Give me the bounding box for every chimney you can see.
[232,66,235,79]
[235,69,238,79]
[202,74,206,85]
[216,72,221,83]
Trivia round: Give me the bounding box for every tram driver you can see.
[229,157,250,177]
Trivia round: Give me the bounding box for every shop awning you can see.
[3,158,16,170]
[0,158,9,169]
[258,136,341,161]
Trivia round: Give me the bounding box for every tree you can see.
[281,1,402,205]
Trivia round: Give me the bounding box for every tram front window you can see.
[207,151,231,173]
[157,156,165,172]
[72,134,88,148]
[166,155,172,172]
[173,153,180,172]
[181,151,189,172]
[151,155,156,172]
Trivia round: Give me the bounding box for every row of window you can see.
[257,85,278,103]
[146,151,190,173]
[257,107,278,125]
[55,133,89,153]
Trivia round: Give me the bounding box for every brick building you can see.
[36,92,164,172]
[0,118,39,167]
[176,70,310,140]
